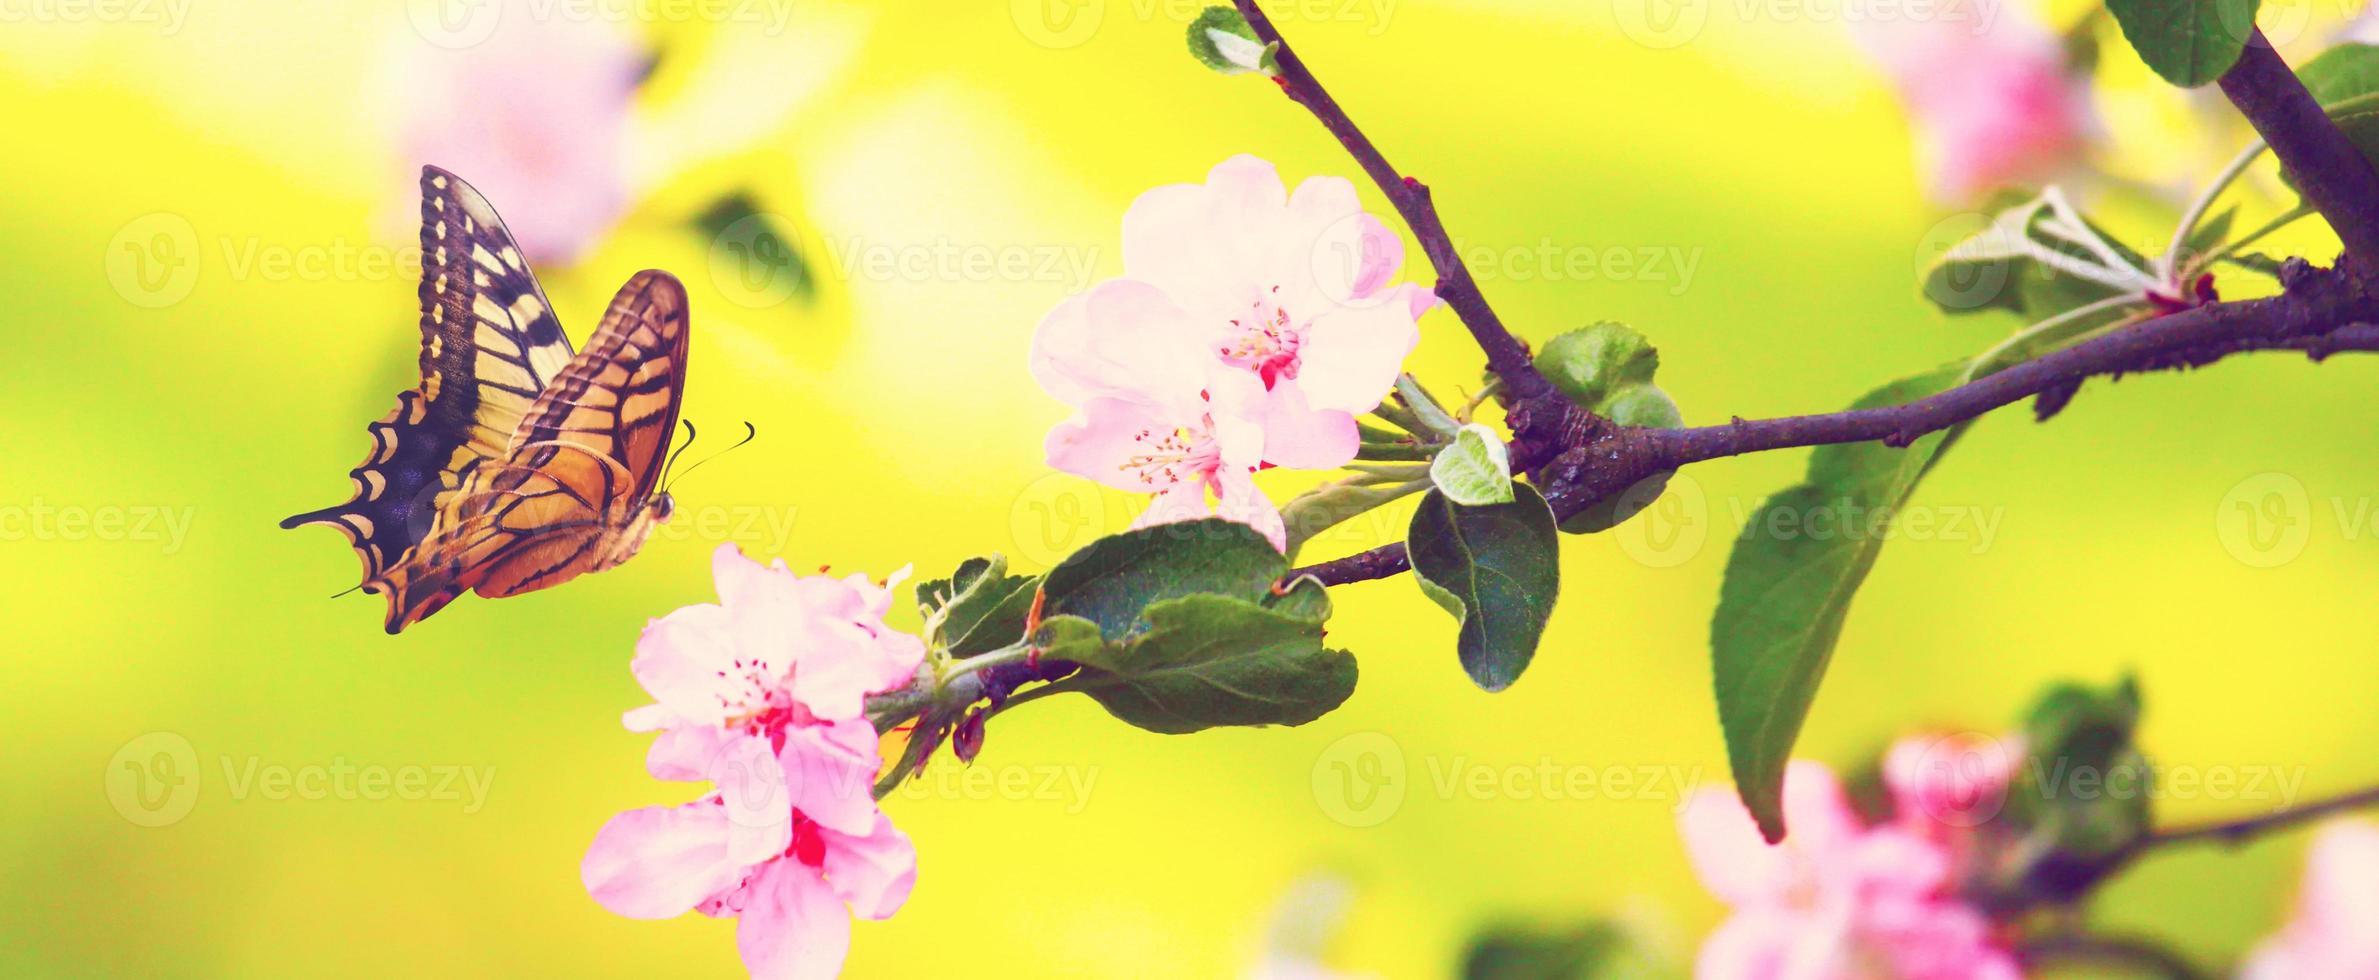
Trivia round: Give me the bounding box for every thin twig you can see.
[2138,784,2379,851]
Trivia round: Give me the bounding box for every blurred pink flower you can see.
[1031,156,1435,545]
[1678,760,2022,980]
[390,1,643,264]
[584,543,923,979]
[2242,820,2379,979]
[1851,11,2091,204]
[1880,731,2021,900]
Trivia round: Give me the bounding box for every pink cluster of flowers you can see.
[1850,11,2092,203]
[1031,155,1437,550]
[1678,736,2024,979]
[582,543,927,979]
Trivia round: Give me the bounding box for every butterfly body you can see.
[284,167,689,633]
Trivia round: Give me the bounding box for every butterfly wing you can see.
[365,271,690,633]
[365,447,626,632]
[280,166,577,584]
[509,269,691,499]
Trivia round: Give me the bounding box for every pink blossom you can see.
[2242,820,2379,979]
[1031,156,1436,545]
[1851,12,2091,204]
[389,0,643,264]
[584,543,924,979]
[1678,760,2022,980]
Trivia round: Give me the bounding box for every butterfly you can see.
[284,166,690,634]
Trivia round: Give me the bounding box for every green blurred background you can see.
[4,0,2375,975]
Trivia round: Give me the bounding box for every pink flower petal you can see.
[582,802,746,920]
[713,733,795,866]
[820,811,919,921]
[735,860,853,980]
[631,603,742,729]
[1292,302,1421,416]
[1046,396,1183,494]
[1257,385,1359,470]
[1678,760,1862,906]
[1029,279,1209,411]
[781,719,883,837]
[1214,466,1287,552]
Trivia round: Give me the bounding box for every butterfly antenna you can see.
[663,422,757,493]
[658,420,699,487]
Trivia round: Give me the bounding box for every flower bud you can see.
[953,710,987,764]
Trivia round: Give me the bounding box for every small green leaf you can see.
[2298,43,2379,106]
[1921,191,2144,316]
[1186,6,1274,75]
[1711,362,1971,842]
[2011,677,2151,861]
[1038,519,1285,639]
[1264,575,1334,622]
[1430,424,1516,506]
[2104,0,2262,87]
[1052,595,1357,734]
[1281,477,1430,557]
[1408,485,1561,692]
[1535,321,1658,410]
[1560,383,1684,534]
[918,555,1041,656]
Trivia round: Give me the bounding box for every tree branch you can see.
[1293,265,2379,585]
[2136,783,2379,851]
[2217,30,2379,269]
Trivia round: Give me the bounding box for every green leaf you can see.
[917,555,1042,656]
[1535,321,1658,410]
[1922,191,2140,316]
[2299,43,2379,106]
[1186,6,1274,75]
[2104,0,2262,87]
[1038,519,1285,639]
[1431,423,1516,506]
[696,192,813,304]
[1051,595,1356,734]
[1281,477,1429,558]
[1408,485,1561,692]
[2011,677,2151,861]
[1711,362,1971,842]
[1462,921,1667,980]
[1560,383,1684,534]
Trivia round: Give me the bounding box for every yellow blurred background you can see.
[4,0,2376,975]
